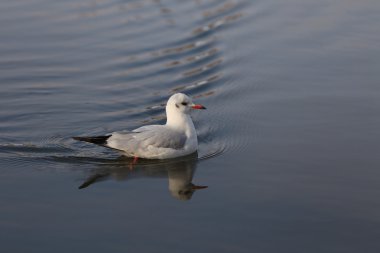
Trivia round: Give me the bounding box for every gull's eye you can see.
[181,102,188,106]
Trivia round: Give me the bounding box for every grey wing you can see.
[107,125,187,151]
[137,126,187,149]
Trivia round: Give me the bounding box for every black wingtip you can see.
[72,135,111,145]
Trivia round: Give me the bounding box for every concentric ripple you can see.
[0,0,246,168]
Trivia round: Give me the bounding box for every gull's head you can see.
[166,93,206,115]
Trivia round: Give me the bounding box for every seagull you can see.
[73,93,206,160]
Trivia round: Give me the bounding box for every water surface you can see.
[1,0,380,252]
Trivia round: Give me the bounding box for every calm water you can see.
[1,0,380,252]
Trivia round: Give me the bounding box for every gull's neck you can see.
[166,110,193,130]
[165,105,198,149]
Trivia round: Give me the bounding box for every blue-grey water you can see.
[1,0,380,252]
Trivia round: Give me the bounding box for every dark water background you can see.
[1,0,380,252]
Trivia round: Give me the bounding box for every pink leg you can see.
[129,156,139,170]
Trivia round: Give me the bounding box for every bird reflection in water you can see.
[78,153,207,201]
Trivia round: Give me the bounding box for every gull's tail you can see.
[72,135,111,145]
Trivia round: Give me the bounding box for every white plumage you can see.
[74,93,206,159]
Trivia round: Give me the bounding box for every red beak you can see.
[191,104,206,110]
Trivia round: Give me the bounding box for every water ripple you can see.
[0,0,247,168]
